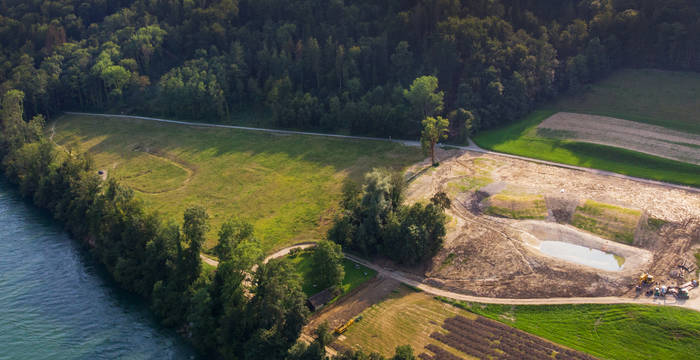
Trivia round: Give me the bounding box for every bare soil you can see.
[406,149,700,299]
[303,276,400,335]
[538,112,700,165]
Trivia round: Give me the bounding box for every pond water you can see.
[539,241,625,271]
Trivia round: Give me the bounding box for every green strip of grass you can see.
[286,251,377,297]
[473,110,700,187]
[438,298,700,360]
[484,194,547,220]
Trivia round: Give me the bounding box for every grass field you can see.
[51,115,422,252]
[285,250,376,297]
[571,200,641,244]
[441,299,700,360]
[552,69,700,134]
[473,110,700,187]
[484,194,547,220]
[335,286,476,359]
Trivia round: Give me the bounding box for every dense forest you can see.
[2,0,700,139]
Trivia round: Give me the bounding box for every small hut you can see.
[307,288,335,311]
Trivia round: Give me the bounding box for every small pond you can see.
[539,241,625,271]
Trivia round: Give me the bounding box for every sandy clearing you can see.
[538,112,700,164]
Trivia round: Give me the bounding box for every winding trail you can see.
[202,244,700,313]
[64,112,699,193]
[65,111,698,311]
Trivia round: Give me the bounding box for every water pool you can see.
[539,241,625,271]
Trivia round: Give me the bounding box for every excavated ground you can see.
[404,149,700,298]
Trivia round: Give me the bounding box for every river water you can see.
[0,179,196,360]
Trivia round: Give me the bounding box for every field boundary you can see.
[64,112,700,193]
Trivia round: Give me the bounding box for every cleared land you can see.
[51,115,422,252]
[285,250,377,297]
[444,300,700,360]
[406,148,700,299]
[538,112,700,165]
[473,68,700,187]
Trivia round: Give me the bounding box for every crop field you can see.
[335,288,594,360]
[484,194,547,220]
[474,111,700,187]
[285,251,376,297]
[51,115,422,252]
[538,112,700,165]
[334,287,475,358]
[551,69,700,134]
[571,200,641,244]
[427,316,595,360]
[473,69,700,187]
[442,299,700,360]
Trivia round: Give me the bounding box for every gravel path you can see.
[202,244,700,313]
[63,112,699,193]
[67,112,699,311]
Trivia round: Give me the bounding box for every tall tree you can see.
[420,116,449,166]
[312,240,345,290]
[403,76,444,120]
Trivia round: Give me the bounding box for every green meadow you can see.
[441,299,700,360]
[52,115,423,253]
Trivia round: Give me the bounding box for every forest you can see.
[2,0,700,139]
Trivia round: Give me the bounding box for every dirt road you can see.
[63,112,699,193]
[205,244,699,313]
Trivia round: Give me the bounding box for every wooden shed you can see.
[306,288,335,311]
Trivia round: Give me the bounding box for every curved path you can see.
[66,111,698,310]
[203,244,699,312]
[64,112,699,193]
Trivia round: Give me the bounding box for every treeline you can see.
[0,89,418,359]
[329,169,448,265]
[2,1,700,138]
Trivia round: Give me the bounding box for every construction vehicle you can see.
[334,317,355,335]
[638,273,654,286]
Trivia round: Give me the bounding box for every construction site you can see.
[404,148,700,300]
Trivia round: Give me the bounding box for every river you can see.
[0,179,196,360]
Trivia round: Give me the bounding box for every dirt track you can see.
[405,148,699,304]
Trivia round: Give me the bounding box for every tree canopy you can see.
[2,0,700,139]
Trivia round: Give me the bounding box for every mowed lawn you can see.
[285,250,377,298]
[474,69,700,187]
[444,300,700,360]
[51,115,423,252]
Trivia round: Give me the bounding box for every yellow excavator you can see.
[639,273,654,286]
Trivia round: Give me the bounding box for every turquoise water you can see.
[539,241,625,271]
[0,179,196,360]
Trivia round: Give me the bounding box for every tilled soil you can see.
[407,149,700,298]
[303,276,400,335]
[538,112,700,165]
